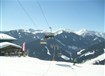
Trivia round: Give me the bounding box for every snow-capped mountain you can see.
[54,28,74,35]
[2,29,45,45]
[1,29,105,64]
[76,29,105,39]
[26,28,43,34]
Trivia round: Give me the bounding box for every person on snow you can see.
[73,58,77,65]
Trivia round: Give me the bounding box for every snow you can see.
[76,29,88,36]
[54,30,64,35]
[0,33,16,40]
[77,49,85,55]
[54,28,73,35]
[55,39,65,46]
[76,29,105,39]
[60,55,70,60]
[80,51,95,58]
[84,53,105,64]
[0,57,104,76]
[64,35,67,38]
[93,37,98,40]
[84,51,95,56]
[0,42,22,49]
[18,32,21,35]
[45,46,51,55]
[33,36,36,39]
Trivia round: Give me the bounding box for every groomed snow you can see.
[0,57,104,76]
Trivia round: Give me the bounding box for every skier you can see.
[73,58,77,65]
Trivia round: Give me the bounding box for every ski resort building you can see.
[0,33,23,56]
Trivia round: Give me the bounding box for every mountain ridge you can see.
[1,28,105,64]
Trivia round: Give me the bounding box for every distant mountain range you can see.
[1,29,105,65]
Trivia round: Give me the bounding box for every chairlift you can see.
[40,28,54,45]
[44,26,54,39]
[40,32,54,45]
[40,39,47,45]
[44,32,54,39]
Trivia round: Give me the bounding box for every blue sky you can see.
[0,0,104,32]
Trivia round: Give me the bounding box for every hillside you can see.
[77,41,105,64]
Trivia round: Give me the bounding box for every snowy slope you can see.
[84,53,105,64]
[0,57,104,76]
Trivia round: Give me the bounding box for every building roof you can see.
[0,33,16,40]
[0,42,22,49]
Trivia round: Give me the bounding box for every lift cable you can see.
[37,1,51,32]
[17,0,38,29]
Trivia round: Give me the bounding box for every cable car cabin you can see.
[44,32,54,39]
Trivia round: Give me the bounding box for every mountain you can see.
[2,29,44,45]
[76,29,105,39]
[1,29,105,64]
[77,41,105,64]
[76,29,105,47]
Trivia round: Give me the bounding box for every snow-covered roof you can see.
[0,33,16,40]
[0,42,22,49]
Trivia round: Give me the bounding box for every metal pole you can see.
[53,45,55,61]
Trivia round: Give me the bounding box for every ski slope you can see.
[0,57,104,76]
[84,53,105,64]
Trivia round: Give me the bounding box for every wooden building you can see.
[0,33,24,56]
